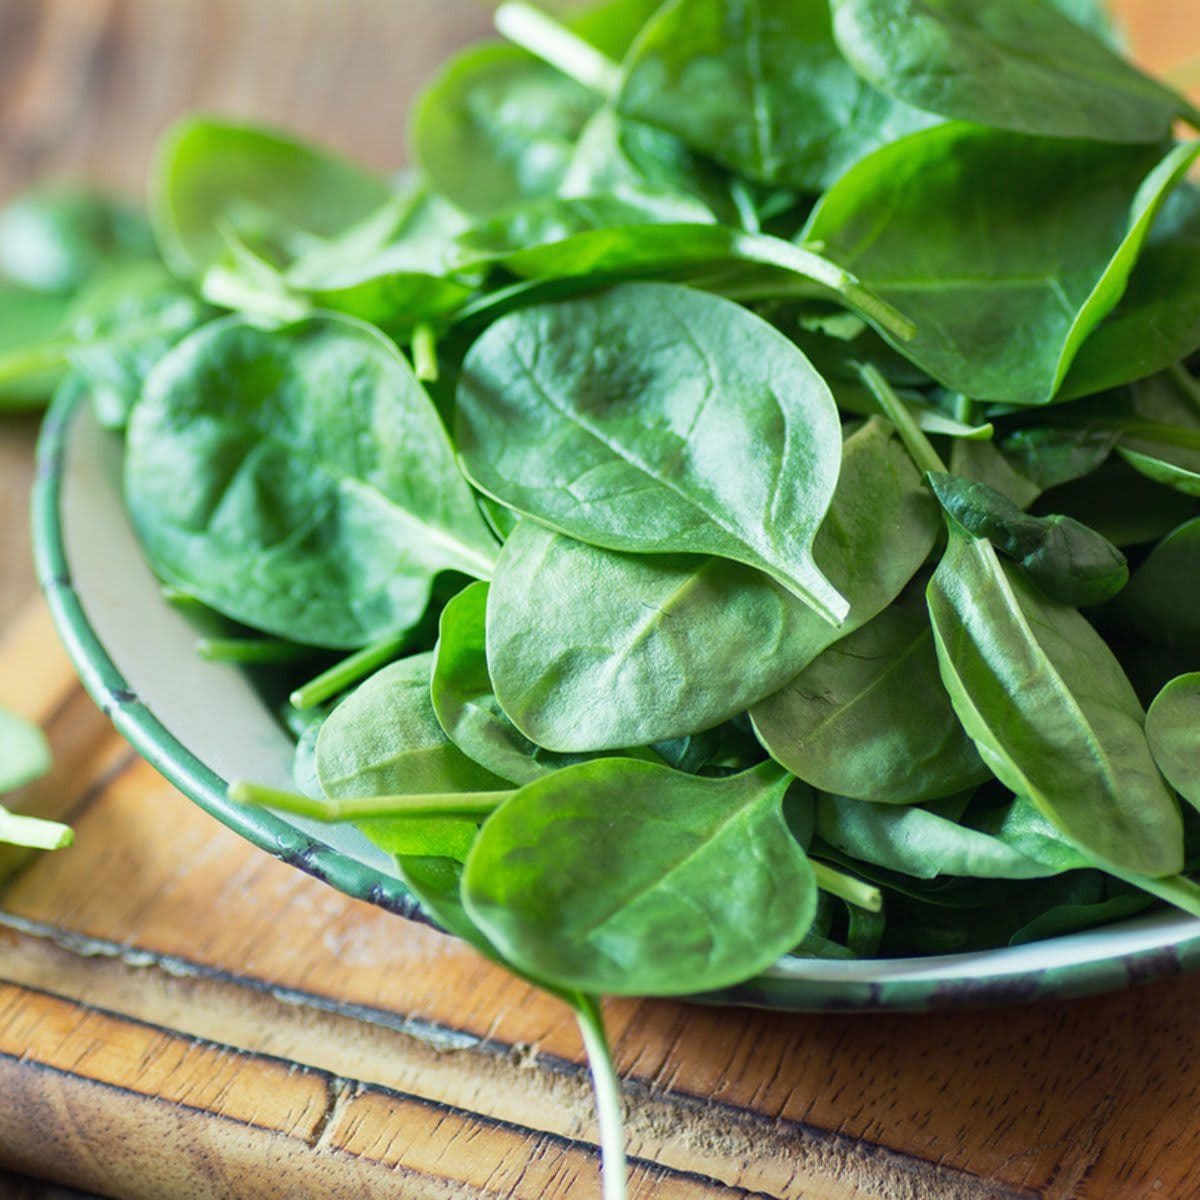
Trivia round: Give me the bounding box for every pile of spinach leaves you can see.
[6,1,1200,1193]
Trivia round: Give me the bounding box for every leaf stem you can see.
[812,860,883,913]
[228,780,512,822]
[728,180,761,235]
[0,340,72,386]
[0,805,73,852]
[572,994,628,1200]
[495,2,622,96]
[196,637,312,665]
[1168,361,1200,416]
[412,322,440,382]
[859,362,949,476]
[290,632,409,710]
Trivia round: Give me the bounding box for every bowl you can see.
[33,382,1200,1011]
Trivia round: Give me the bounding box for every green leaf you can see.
[126,314,498,649]
[457,281,848,622]
[926,524,1183,877]
[0,708,52,794]
[486,419,937,750]
[753,595,987,805]
[0,188,154,294]
[616,0,935,192]
[803,128,1200,406]
[0,284,71,406]
[151,117,390,279]
[67,264,213,429]
[316,652,509,861]
[927,472,1128,606]
[1147,673,1200,812]
[463,759,817,995]
[816,793,1089,880]
[830,0,1192,143]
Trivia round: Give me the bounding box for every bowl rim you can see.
[32,381,1200,1011]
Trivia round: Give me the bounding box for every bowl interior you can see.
[35,387,1200,1011]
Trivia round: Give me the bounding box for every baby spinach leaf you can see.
[463,759,817,995]
[152,117,390,279]
[1107,518,1200,660]
[126,315,498,649]
[927,472,1128,606]
[316,652,509,861]
[412,43,599,216]
[999,427,1116,492]
[1063,186,1200,398]
[458,281,847,622]
[829,0,1195,143]
[803,128,1200,406]
[926,524,1183,878]
[949,440,1043,510]
[67,264,214,429]
[0,188,154,294]
[816,793,1088,880]
[1146,674,1200,812]
[0,285,71,405]
[616,0,935,193]
[753,595,987,804]
[485,417,938,751]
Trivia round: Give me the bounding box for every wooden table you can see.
[2,3,1200,1197]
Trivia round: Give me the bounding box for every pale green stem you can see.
[412,323,439,382]
[812,861,883,914]
[0,805,73,852]
[290,632,409,710]
[859,362,950,476]
[228,780,512,822]
[495,2,622,95]
[573,994,628,1200]
[1168,362,1200,415]
[728,179,761,235]
[196,637,310,666]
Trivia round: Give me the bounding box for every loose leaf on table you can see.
[616,0,935,193]
[803,127,1200,406]
[463,759,818,995]
[151,117,391,279]
[67,264,213,429]
[457,281,848,622]
[316,652,509,861]
[1107,518,1200,660]
[486,418,938,751]
[816,793,1088,880]
[927,473,1128,606]
[1146,674,1200,812]
[126,314,498,649]
[1063,186,1200,398]
[829,0,1196,143]
[926,523,1183,878]
[753,593,987,805]
[0,188,154,294]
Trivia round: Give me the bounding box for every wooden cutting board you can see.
[2,2,1200,1197]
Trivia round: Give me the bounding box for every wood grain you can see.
[1,1,1199,1197]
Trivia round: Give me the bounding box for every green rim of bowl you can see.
[31,382,1200,1011]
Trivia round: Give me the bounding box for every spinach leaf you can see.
[829,0,1195,143]
[485,418,937,751]
[0,188,153,294]
[949,439,1043,510]
[616,0,934,192]
[753,594,987,804]
[463,759,817,995]
[816,793,1088,880]
[927,472,1128,606]
[0,285,71,405]
[126,314,498,649]
[999,427,1116,492]
[316,652,509,861]
[151,117,391,279]
[67,264,213,429]
[1107,518,1200,659]
[926,523,1183,877]
[1063,187,1200,398]
[803,129,1200,405]
[1146,674,1200,812]
[458,281,848,622]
